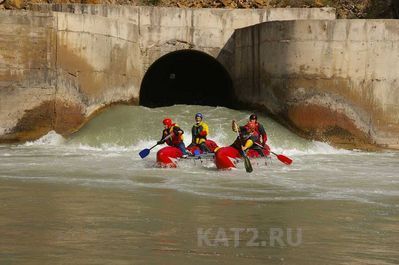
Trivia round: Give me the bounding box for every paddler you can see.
[248,113,267,147]
[187,113,211,153]
[231,120,265,157]
[157,118,189,158]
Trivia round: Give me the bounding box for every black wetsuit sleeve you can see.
[239,126,246,132]
[159,130,167,144]
[173,126,184,135]
[231,137,241,150]
[258,124,266,135]
[191,126,196,143]
[250,135,259,145]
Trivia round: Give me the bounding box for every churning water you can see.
[0,105,398,264]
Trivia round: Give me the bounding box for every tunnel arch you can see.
[139,49,233,107]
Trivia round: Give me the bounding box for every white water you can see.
[1,105,398,206]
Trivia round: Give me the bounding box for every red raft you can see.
[156,140,219,167]
[214,145,270,170]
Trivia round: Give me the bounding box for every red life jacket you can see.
[163,124,184,146]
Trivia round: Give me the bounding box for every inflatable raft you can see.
[156,140,219,167]
[214,145,270,170]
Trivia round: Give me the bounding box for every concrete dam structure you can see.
[233,19,399,149]
[0,4,398,149]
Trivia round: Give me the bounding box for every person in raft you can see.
[157,118,189,158]
[232,121,265,157]
[187,113,211,153]
[247,113,267,147]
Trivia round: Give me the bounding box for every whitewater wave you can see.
[20,130,351,157]
[271,141,353,156]
[17,105,363,157]
[24,131,66,146]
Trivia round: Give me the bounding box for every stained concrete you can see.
[232,19,399,149]
[0,5,335,142]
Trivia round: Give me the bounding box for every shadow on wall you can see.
[394,1,399,18]
[139,49,233,108]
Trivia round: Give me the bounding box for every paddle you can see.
[271,151,293,165]
[253,142,293,165]
[139,134,172,159]
[233,121,253,173]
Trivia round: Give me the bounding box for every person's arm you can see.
[259,124,267,145]
[157,131,167,144]
[242,139,254,151]
[173,126,184,135]
[191,126,196,143]
[199,123,208,137]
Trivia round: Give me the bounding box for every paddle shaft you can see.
[139,134,173,159]
[253,141,268,151]
[149,134,173,150]
[159,134,172,144]
[233,122,246,156]
[148,143,158,151]
[233,121,253,173]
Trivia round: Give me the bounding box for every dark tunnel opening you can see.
[139,50,233,108]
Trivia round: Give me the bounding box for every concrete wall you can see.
[0,10,141,141]
[32,4,335,73]
[55,12,141,114]
[0,5,335,142]
[0,11,57,141]
[233,19,399,149]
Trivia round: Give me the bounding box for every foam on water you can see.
[271,141,353,156]
[20,125,348,158]
[24,130,66,146]
[16,105,334,158]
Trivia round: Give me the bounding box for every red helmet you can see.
[163,118,172,127]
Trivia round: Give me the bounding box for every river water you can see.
[0,105,398,264]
